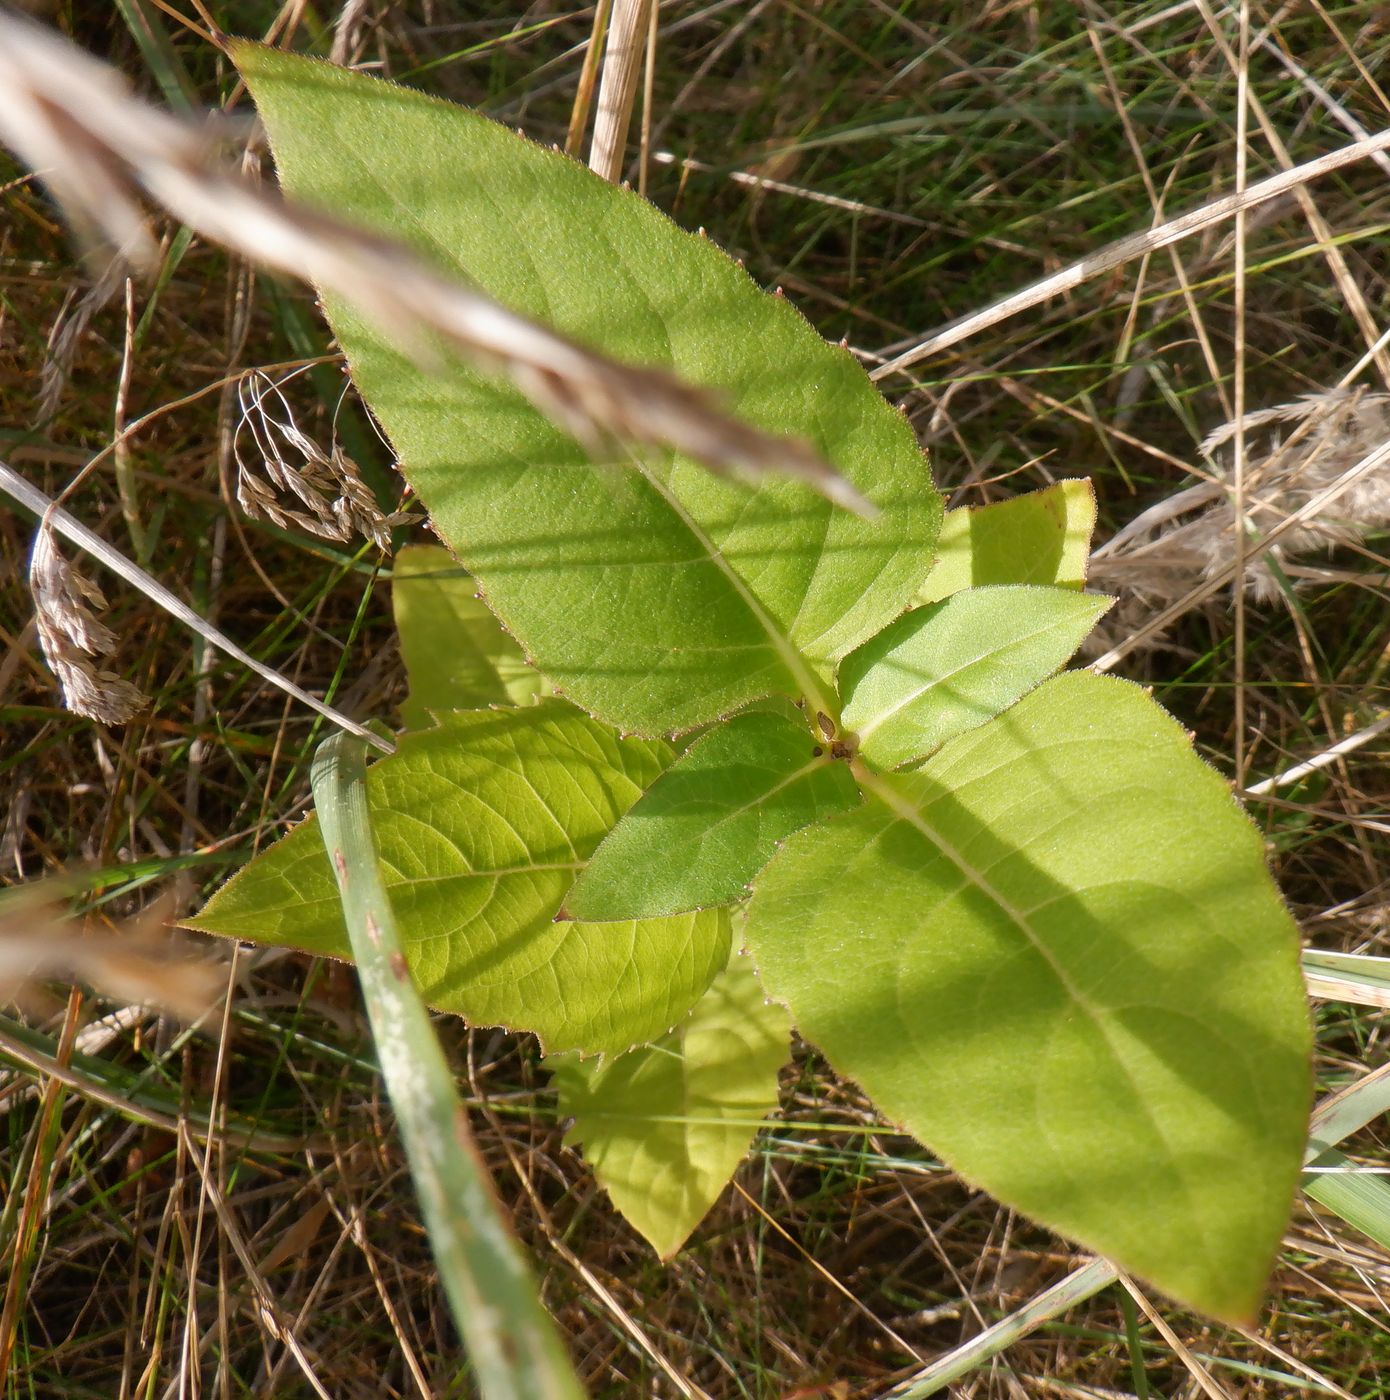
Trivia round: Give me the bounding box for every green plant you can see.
[189,46,1312,1325]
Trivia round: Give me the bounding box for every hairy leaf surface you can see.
[236,46,942,736]
[840,586,1111,769]
[189,705,729,1055]
[921,480,1094,603]
[392,544,543,727]
[566,711,859,920]
[550,950,788,1258]
[746,671,1310,1322]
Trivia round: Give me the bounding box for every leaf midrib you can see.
[299,80,837,718]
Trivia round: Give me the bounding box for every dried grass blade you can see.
[0,889,219,1023]
[0,13,868,515]
[872,127,1390,381]
[1243,709,1390,797]
[309,732,586,1400]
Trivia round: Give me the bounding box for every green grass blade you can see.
[309,732,586,1400]
[1307,1059,1390,1155]
[113,0,196,113]
[1303,1150,1390,1252]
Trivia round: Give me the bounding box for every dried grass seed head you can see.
[29,524,148,724]
[234,369,417,551]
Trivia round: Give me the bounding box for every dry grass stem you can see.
[0,12,869,515]
[589,0,652,183]
[28,524,149,724]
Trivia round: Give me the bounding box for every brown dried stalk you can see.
[589,0,652,183]
[0,13,869,515]
[28,525,149,725]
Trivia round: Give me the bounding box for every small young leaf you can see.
[392,544,543,727]
[840,585,1112,770]
[566,711,860,920]
[235,48,941,736]
[920,480,1095,604]
[746,671,1311,1323]
[550,950,789,1259]
[188,704,729,1056]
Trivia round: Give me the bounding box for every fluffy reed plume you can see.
[0,886,221,1024]
[235,370,419,551]
[1089,388,1390,650]
[0,13,869,514]
[28,525,148,725]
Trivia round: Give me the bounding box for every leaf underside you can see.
[188,705,729,1056]
[746,670,1311,1322]
[235,45,942,736]
[551,949,789,1258]
[566,710,860,920]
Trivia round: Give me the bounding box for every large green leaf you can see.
[550,950,789,1259]
[565,711,860,920]
[920,480,1094,604]
[235,46,941,737]
[189,704,729,1056]
[392,543,544,727]
[840,586,1112,770]
[745,671,1311,1322]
